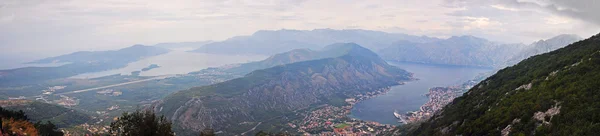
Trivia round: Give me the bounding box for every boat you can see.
[394,110,408,124]
[393,110,402,119]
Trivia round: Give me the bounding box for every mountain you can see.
[405,33,598,135]
[219,43,382,75]
[153,41,213,51]
[30,44,170,64]
[190,29,439,55]
[378,35,525,67]
[378,34,580,68]
[504,34,582,66]
[152,43,413,135]
[0,45,170,85]
[1,100,91,128]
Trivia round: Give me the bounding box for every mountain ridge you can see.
[152,43,412,135]
[190,29,440,55]
[404,33,598,135]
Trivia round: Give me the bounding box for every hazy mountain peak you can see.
[447,35,489,42]
[191,29,438,55]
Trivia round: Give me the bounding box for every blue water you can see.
[349,62,492,125]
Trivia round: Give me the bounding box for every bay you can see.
[349,62,492,125]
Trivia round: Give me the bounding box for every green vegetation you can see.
[110,110,174,136]
[0,106,65,136]
[407,34,600,135]
[4,101,91,128]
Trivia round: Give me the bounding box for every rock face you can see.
[152,43,412,134]
[504,34,582,66]
[407,33,600,135]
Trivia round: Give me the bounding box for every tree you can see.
[35,121,64,136]
[110,110,174,136]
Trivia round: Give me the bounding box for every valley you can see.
[2,1,598,135]
[0,29,585,135]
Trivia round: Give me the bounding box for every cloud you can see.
[490,4,519,11]
[0,0,598,61]
[0,14,14,23]
[446,0,600,26]
[540,0,600,26]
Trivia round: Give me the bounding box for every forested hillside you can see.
[406,33,600,135]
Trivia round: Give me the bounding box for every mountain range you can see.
[190,29,440,55]
[152,43,412,135]
[188,29,579,68]
[378,34,581,68]
[403,33,600,135]
[503,34,582,66]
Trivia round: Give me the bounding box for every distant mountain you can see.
[190,29,439,55]
[0,45,170,85]
[405,33,600,135]
[220,43,381,75]
[378,34,580,68]
[1,100,91,128]
[152,43,412,135]
[504,34,582,66]
[153,41,213,50]
[30,44,170,64]
[378,35,524,67]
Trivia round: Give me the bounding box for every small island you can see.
[141,64,160,71]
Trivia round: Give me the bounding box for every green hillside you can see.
[406,34,600,135]
[3,101,92,128]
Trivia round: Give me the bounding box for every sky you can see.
[1,0,600,61]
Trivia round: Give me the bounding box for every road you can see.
[57,75,174,95]
[240,122,262,136]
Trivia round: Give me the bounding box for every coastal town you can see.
[290,87,398,135]
[398,80,479,123]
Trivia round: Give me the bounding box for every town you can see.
[290,87,397,135]
[399,80,479,123]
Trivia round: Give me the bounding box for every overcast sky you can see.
[1,0,599,60]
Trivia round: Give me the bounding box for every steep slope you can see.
[378,35,524,67]
[0,45,170,85]
[407,34,598,135]
[504,34,582,66]
[153,43,412,134]
[191,29,439,55]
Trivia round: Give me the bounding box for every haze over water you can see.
[350,62,492,125]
